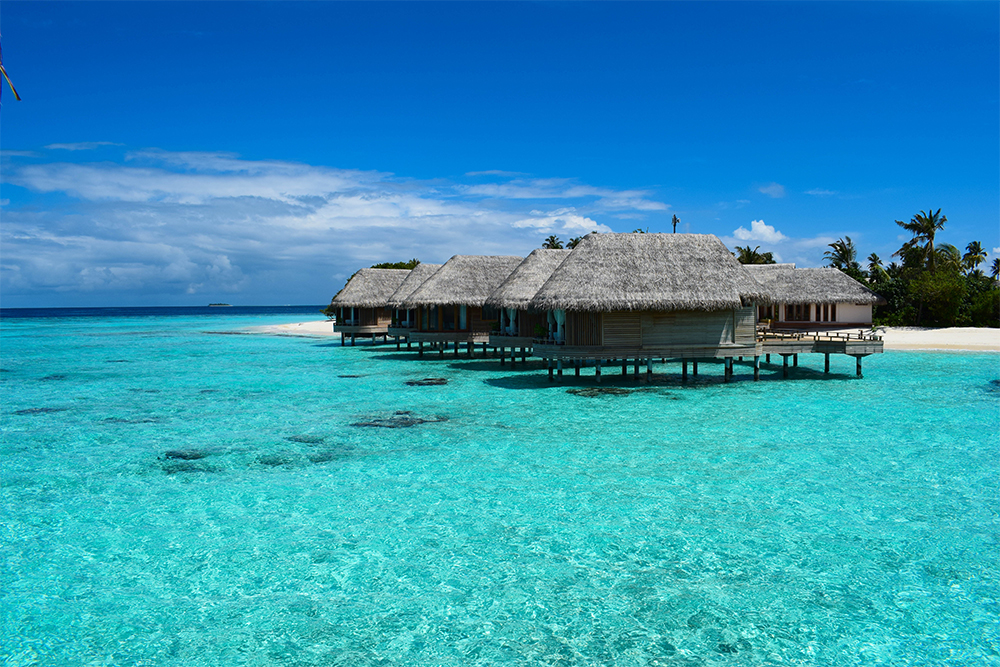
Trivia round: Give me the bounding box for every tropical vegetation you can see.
[829,210,997,327]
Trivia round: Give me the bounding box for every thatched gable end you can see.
[330,268,411,308]
[402,255,524,308]
[745,265,886,305]
[485,249,571,310]
[529,233,771,312]
[386,263,443,308]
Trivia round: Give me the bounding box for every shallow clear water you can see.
[2,309,998,666]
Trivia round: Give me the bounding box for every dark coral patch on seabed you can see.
[351,411,449,428]
[405,378,448,386]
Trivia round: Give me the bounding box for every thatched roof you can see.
[329,268,411,308]
[401,255,524,308]
[484,249,571,310]
[744,265,886,305]
[529,233,771,312]
[386,263,443,308]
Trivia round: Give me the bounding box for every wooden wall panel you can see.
[603,312,642,347]
[734,306,756,345]
[640,309,737,347]
[519,311,547,337]
[566,312,602,346]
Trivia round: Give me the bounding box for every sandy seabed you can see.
[248,320,1000,352]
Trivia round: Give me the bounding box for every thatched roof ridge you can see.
[386,263,443,308]
[485,249,571,309]
[744,265,886,305]
[401,255,524,308]
[529,233,771,312]
[329,268,411,308]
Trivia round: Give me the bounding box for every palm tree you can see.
[867,252,886,283]
[823,237,860,271]
[963,241,987,273]
[671,214,680,233]
[542,235,563,249]
[934,244,962,272]
[566,236,583,249]
[895,208,947,271]
[631,228,648,234]
[992,257,1000,280]
[734,245,775,265]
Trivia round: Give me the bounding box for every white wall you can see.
[837,303,872,324]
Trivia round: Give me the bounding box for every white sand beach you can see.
[247,320,338,337]
[875,326,1000,352]
[251,320,1000,351]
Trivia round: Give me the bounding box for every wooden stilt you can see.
[824,353,830,373]
[622,359,627,375]
[766,354,771,363]
[407,340,411,350]
[351,335,356,346]
[396,338,401,350]
[522,348,526,363]
[341,333,345,347]
[692,361,699,376]
[500,347,505,366]
[418,341,424,357]
[575,360,581,377]
[646,358,652,379]
[793,353,798,367]
[856,356,862,377]
[467,341,473,357]
[557,359,563,380]
[547,357,553,381]
[682,360,688,381]
[595,359,602,383]
[724,357,732,383]
[782,355,788,378]
[753,355,760,381]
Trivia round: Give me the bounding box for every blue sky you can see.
[2,1,997,308]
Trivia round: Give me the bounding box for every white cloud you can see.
[511,207,610,234]
[992,246,1000,255]
[0,148,652,305]
[732,219,788,243]
[758,182,786,198]
[45,141,122,151]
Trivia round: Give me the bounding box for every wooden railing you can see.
[758,327,882,343]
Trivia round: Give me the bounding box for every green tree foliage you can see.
[671,214,680,233]
[734,245,776,265]
[823,237,866,283]
[963,241,987,274]
[866,209,998,327]
[895,208,947,271]
[371,259,420,270]
[992,258,1000,280]
[567,236,583,249]
[542,235,564,249]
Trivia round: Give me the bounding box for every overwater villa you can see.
[332,234,885,381]
[400,255,523,357]
[744,263,886,328]
[485,248,571,365]
[328,268,411,346]
[385,263,443,349]
[527,233,771,381]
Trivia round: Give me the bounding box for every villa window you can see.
[443,305,455,331]
[482,305,499,320]
[785,304,810,321]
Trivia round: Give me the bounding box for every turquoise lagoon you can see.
[1,308,998,666]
